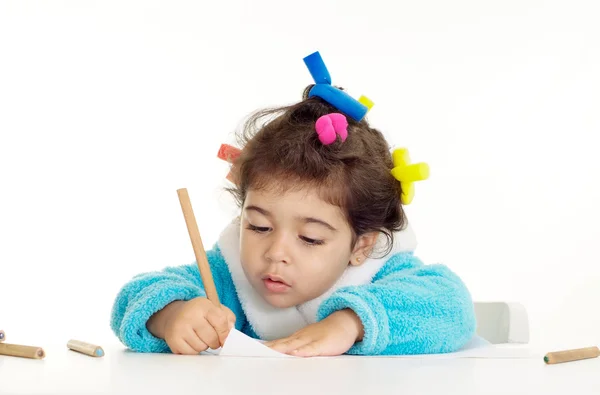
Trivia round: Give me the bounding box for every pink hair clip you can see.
[315,113,348,145]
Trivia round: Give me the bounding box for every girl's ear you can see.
[349,232,379,266]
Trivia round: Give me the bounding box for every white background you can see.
[1,0,598,352]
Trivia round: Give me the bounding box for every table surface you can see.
[1,342,599,395]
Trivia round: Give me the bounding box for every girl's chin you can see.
[258,289,304,309]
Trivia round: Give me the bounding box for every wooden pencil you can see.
[67,339,105,357]
[176,188,221,306]
[0,343,45,359]
[544,346,600,364]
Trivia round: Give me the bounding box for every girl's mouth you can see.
[262,274,291,293]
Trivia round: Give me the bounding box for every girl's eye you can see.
[300,236,325,246]
[247,224,324,246]
[247,224,271,233]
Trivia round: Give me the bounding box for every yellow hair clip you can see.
[390,148,430,205]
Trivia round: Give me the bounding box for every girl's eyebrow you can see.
[244,205,338,232]
[245,205,270,217]
[300,217,337,232]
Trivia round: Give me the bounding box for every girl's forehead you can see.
[246,187,329,207]
[244,188,345,221]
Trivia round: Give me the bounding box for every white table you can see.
[1,342,598,395]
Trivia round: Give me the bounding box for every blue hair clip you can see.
[303,51,373,122]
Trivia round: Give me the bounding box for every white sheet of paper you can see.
[203,329,294,358]
[202,329,537,359]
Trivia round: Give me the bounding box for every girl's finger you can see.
[170,337,198,355]
[206,308,233,346]
[221,306,236,327]
[193,321,221,350]
[184,327,209,353]
[290,342,322,357]
[264,337,286,348]
[268,336,309,354]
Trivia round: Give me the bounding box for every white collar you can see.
[216,219,417,340]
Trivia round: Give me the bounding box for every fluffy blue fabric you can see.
[110,247,255,353]
[111,247,475,355]
[316,252,476,355]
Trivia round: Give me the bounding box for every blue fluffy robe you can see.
[110,221,476,355]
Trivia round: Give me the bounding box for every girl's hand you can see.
[150,297,236,355]
[265,309,364,357]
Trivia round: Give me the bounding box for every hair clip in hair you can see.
[390,148,430,205]
[303,51,373,122]
[315,113,348,145]
[218,144,241,163]
[217,143,242,184]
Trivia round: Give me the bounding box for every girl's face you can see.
[239,186,374,308]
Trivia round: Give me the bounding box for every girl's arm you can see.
[317,252,477,355]
[110,246,244,353]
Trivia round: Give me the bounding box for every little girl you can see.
[110,52,476,357]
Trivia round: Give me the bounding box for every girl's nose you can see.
[264,232,291,264]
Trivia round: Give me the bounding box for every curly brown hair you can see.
[225,86,407,256]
